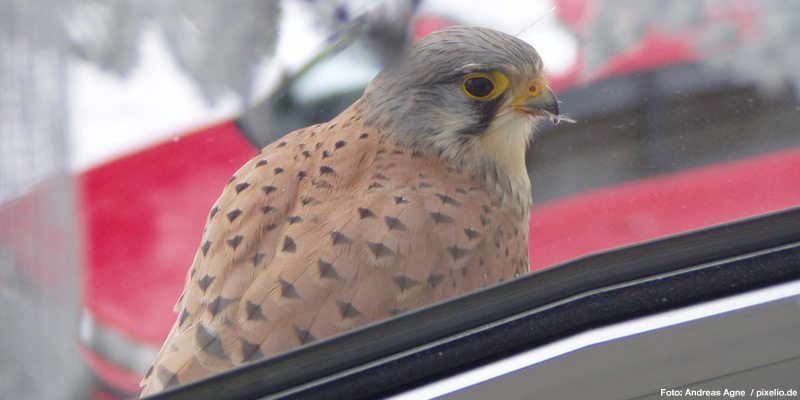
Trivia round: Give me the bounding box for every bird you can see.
[140,25,561,396]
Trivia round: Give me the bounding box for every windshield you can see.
[1,1,798,399]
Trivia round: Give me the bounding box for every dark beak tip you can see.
[545,102,560,116]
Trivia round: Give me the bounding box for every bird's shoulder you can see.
[140,108,529,395]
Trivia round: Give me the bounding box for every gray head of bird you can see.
[357,25,561,193]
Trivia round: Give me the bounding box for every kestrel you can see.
[141,25,561,396]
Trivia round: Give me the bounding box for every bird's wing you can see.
[140,110,528,396]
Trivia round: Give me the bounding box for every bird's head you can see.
[358,26,561,198]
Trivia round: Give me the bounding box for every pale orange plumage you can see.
[141,25,559,396]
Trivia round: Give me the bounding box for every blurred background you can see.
[1,0,799,398]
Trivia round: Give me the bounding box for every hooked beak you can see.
[512,83,559,117]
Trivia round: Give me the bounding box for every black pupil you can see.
[465,77,494,98]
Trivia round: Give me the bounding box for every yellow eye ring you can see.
[461,72,510,101]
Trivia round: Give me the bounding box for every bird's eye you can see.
[463,76,495,99]
[461,72,509,101]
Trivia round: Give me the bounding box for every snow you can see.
[68,0,578,172]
